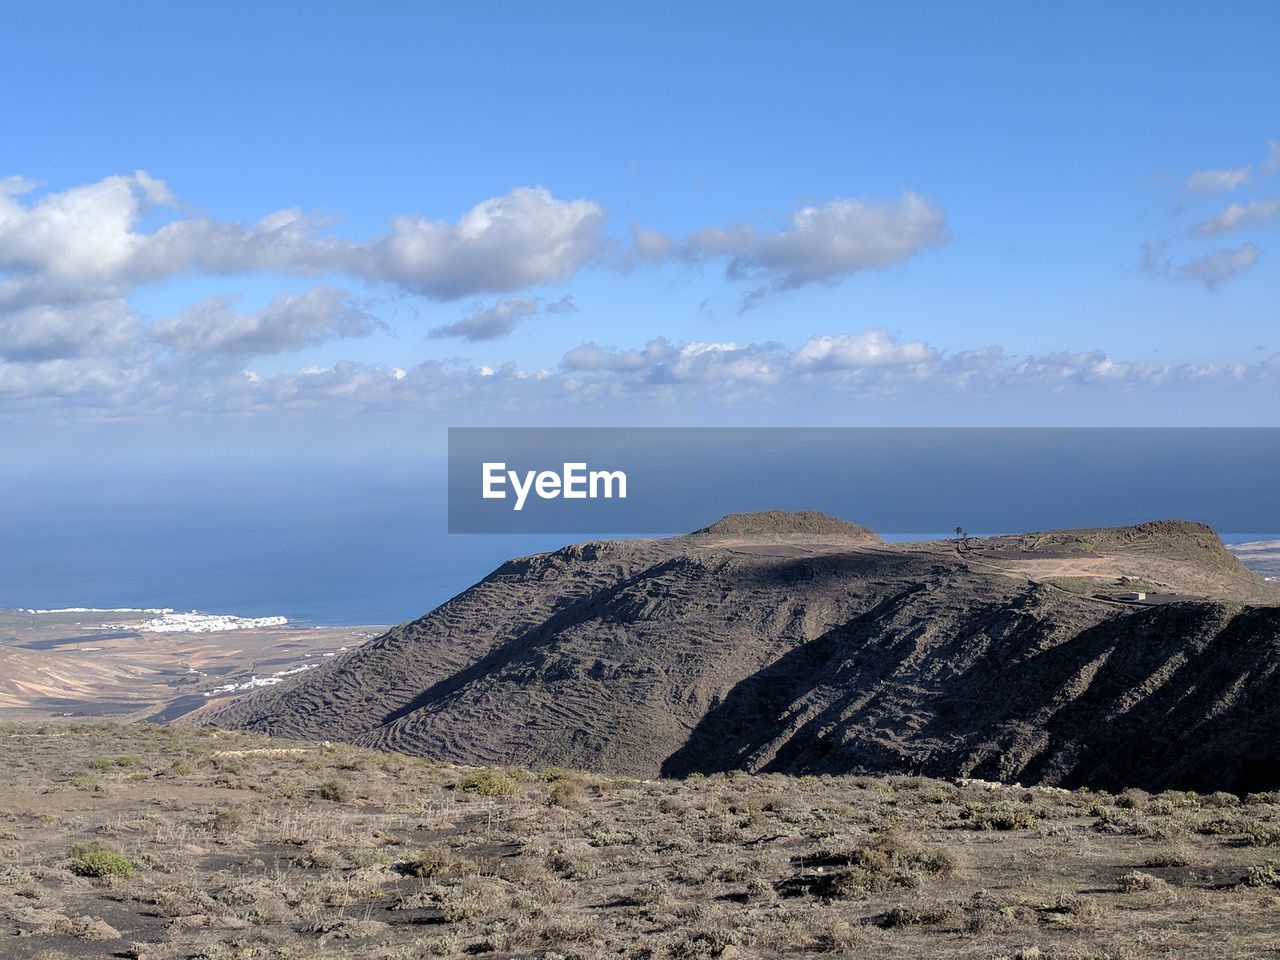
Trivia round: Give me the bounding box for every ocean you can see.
[0,465,575,626]
[0,464,1274,627]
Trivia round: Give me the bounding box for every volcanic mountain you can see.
[204,513,1280,793]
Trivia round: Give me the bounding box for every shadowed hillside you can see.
[204,513,1280,792]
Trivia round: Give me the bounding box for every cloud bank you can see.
[0,168,1271,427]
[4,323,1274,425]
[0,171,957,360]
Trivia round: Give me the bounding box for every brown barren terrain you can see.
[6,723,1280,959]
[0,609,383,723]
[207,515,1280,794]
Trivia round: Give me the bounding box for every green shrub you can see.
[87,758,113,771]
[782,830,954,900]
[114,755,140,768]
[540,765,577,782]
[459,770,517,796]
[70,847,135,879]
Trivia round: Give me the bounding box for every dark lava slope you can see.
[204,513,1280,793]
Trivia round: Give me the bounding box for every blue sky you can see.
[2,1,1279,460]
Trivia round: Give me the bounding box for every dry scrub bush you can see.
[1242,862,1280,887]
[317,779,353,802]
[397,845,452,878]
[1117,871,1166,893]
[459,770,518,796]
[779,828,958,900]
[69,846,134,879]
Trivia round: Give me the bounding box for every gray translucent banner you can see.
[447,427,1280,534]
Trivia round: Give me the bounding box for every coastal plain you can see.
[0,609,384,723]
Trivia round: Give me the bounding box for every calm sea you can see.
[0,465,573,626]
[0,465,1273,627]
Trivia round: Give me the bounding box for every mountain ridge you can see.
[203,512,1280,792]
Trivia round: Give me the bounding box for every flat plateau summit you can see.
[205,513,1280,792]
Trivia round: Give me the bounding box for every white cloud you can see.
[0,356,143,409]
[561,339,673,372]
[4,170,1274,424]
[0,174,607,313]
[562,337,780,384]
[572,330,940,388]
[790,330,939,370]
[1138,142,1280,292]
[543,294,577,314]
[0,173,343,313]
[653,340,782,385]
[630,224,678,261]
[1193,197,1280,235]
[1186,166,1251,192]
[135,207,346,282]
[686,193,948,290]
[1177,243,1261,288]
[0,173,956,382]
[0,172,163,301]
[0,299,142,361]
[0,172,615,390]
[362,187,607,299]
[152,287,385,354]
[3,325,1278,423]
[428,296,539,341]
[554,331,1280,400]
[1182,140,1280,191]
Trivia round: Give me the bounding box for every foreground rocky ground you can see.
[4,724,1280,958]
